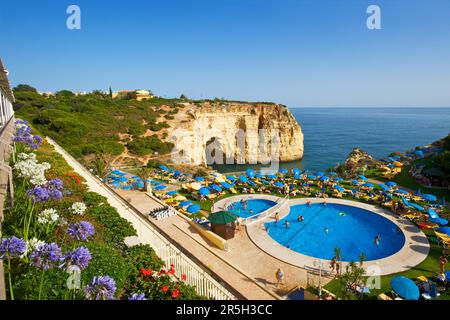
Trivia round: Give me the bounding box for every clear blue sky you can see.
[1,0,450,107]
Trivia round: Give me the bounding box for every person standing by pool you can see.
[275,212,280,224]
[275,268,285,287]
[439,254,448,274]
[307,201,312,207]
[330,257,336,273]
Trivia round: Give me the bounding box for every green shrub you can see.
[127,136,174,156]
[86,204,137,247]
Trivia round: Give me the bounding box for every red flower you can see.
[140,268,153,276]
[181,274,187,281]
[169,267,175,275]
[171,289,179,299]
[161,285,169,293]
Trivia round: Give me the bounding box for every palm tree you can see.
[334,246,341,261]
[358,252,367,267]
[136,167,152,191]
[92,155,111,180]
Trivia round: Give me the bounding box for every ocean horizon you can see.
[212,107,450,174]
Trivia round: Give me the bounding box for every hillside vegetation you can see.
[13,88,181,160]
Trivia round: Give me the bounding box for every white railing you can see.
[46,137,236,300]
[244,194,290,226]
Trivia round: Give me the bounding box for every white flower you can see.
[20,237,45,258]
[71,202,87,215]
[37,208,60,225]
[14,154,51,186]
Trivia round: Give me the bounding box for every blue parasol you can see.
[390,276,419,300]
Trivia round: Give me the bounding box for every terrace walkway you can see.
[47,138,315,299]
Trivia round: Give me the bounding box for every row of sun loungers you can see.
[148,207,176,220]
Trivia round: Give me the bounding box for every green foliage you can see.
[83,243,131,293]
[13,84,38,93]
[127,121,146,137]
[149,122,170,132]
[337,262,366,300]
[146,159,164,168]
[127,136,174,156]
[124,245,165,275]
[86,204,137,247]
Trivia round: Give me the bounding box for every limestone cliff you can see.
[167,102,304,166]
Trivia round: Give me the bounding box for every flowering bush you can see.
[37,208,59,225]
[67,221,95,242]
[13,119,43,150]
[61,246,92,271]
[70,202,87,215]
[14,153,50,186]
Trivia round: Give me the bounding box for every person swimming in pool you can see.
[324,227,329,233]
[249,209,253,215]
[307,201,312,207]
[285,220,290,229]
[375,235,381,246]
[297,215,304,222]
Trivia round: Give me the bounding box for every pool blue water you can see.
[227,199,277,219]
[265,203,405,261]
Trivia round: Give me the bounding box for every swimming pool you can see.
[226,199,277,219]
[265,203,405,261]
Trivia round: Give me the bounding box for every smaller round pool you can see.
[227,199,276,218]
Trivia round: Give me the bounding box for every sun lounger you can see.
[435,232,450,246]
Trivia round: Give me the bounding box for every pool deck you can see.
[246,198,430,275]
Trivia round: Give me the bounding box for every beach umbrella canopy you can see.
[187,204,201,214]
[334,185,345,192]
[279,168,288,174]
[316,171,324,177]
[414,150,424,157]
[117,177,128,182]
[194,176,205,182]
[199,187,210,196]
[210,184,222,192]
[255,173,265,179]
[159,165,168,171]
[395,189,408,195]
[362,183,374,188]
[390,276,420,300]
[173,170,181,178]
[226,175,237,182]
[437,227,450,236]
[334,177,343,182]
[274,182,284,188]
[386,181,397,187]
[292,168,301,175]
[266,174,277,180]
[246,169,255,178]
[179,201,192,207]
[428,208,439,219]
[220,182,233,189]
[166,190,178,196]
[388,157,397,162]
[358,175,368,181]
[319,176,330,182]
[293,173,302,179]
[378,184,390,191]
[260,179,270,185]
[383,192,393,200]
[429,217,448,226]
[190,182,202,190]
[208,211,238,224]
[422,194,437,202]
[248,180,257,187]
[350,179,359,185]
[238,175,249,183]
[307,175,317,180]
[409,203,424,211]
[154,185,167,191]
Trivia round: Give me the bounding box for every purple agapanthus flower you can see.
[67,221,95,242]
[128,293,147,300]
[84,276,116,300]
[27,186,50,203]
[27,180,64,203]
[13,120,43,150]
[29,243,62,270]
[61,246,92,270]
[0,237,27,260]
